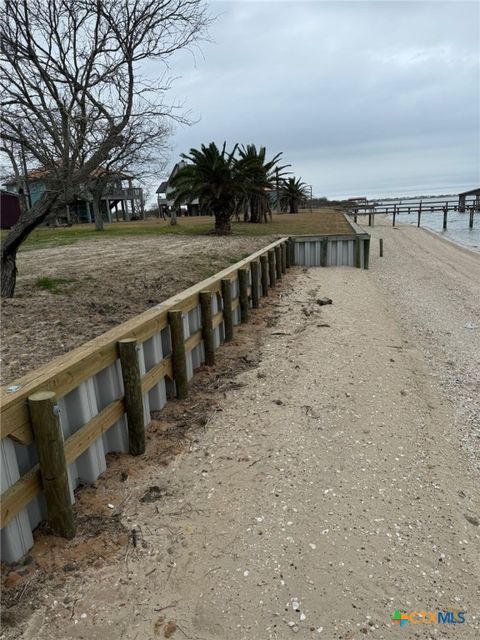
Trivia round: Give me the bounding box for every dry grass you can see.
[5,209,353,252]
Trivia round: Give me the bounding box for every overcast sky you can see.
[155,0,480,199]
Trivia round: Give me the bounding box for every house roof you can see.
[458,187,480,197]
[156,180,169,194]
[4,167,51,185]
[4,166,132,185]
[155,160,190,194]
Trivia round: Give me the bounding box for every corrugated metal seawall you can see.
[0,283,244,563]
[292,234,370,269]
[1,225,371,562]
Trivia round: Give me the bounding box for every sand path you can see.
[10,224,480,640]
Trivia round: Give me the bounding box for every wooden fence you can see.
[0,238,293,562]
[0,225,371,563]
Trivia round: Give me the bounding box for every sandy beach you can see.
[2,221,479,640]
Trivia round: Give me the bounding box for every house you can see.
[458,187,480,212]
[3,168,144,224]
[0,190,21,229]
[156,162,202,217]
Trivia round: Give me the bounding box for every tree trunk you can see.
[1,191,59,297]
[92,195,104,231]
[1,250,18,298]
[214,212,231,234]
[249,197,259,223]
[289,200,295,214]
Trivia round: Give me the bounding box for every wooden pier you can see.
[349,194,479,230]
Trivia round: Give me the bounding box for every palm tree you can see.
[280,177,309,213]
[237,145,288,223]
[169,142,251,234]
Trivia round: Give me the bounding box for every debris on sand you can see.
[316,297,332,306]
[140,485,169,503]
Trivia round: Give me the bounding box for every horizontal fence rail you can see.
[0,225,370,562]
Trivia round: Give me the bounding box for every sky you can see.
[150,0,480,200]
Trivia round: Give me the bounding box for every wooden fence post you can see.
[275,245,282,280]
[393,204,397,227]
[199,291,215,366]
[288,238,295,266]
[260,255,269,296]
[238,268,249,323]
[354,237,361,268]
[379,238,383,257]
[281,243,287,273]
[268,250,276,287]
[320,238,328,267]
[285,240,291,268]
[221,278,234,341]
[363,238,370,270]
[417,201,422,227]
[28,391,75,539]
[118,339,146,455]
[443,203,448,230]
[250,261,260,309]
[168,311,189,399]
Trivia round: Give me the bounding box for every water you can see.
[383,198,480,251]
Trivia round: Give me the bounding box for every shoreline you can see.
[380,212,480,253]
[367,218,480,473]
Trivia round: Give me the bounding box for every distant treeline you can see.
[310,197,350,209]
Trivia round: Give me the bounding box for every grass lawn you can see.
[2,208,353,252]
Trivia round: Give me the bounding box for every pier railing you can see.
[348,199,478,230]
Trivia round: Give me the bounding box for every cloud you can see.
[151,0,480,198]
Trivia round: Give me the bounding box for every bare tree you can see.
[84,117,171,230]
[0,0,209,296]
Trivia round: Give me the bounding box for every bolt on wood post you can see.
[275,245,282,280]
[250,261,260,308]
[28,391,75,539]
[199,291,215,366]
[363,237,370,269]
[260,255,269,296]
[118,339,146,455]
[268,250,276,287]
[238,268,249,323]
[379,238,384,257]
[354,237,361,268]
[221,278,234,341]
[168,311,189,399]
[320,238,328,267]
[281,243,287,273]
